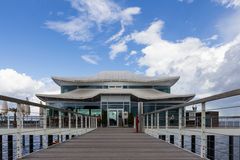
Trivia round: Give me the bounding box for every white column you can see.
[58,111,62,143]
[157,113,159,129]
[16,103,23,159]
[178,108,183,147]
[151,114,153,129]
[200,103,206,158]
[42,108,48,149]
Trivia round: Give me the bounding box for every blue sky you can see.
[0,0,240,100]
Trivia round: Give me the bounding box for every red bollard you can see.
[136,115,139,133]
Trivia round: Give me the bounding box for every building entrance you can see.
[108,109,123,127]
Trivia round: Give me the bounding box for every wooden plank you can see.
[23,128,202,160]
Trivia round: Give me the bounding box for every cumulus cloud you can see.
[213,0,240,8]
[118,20,240,97]
[0,69,59,102]
[46,0,140,42]
[81,54,100,64]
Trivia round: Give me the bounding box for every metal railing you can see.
[142,89,240,160]
[0,95,98,160]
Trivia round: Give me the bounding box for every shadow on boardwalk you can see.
[23,128,202,160]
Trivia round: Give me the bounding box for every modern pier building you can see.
[36,71,194,127]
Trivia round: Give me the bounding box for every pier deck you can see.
[23,128,202,160]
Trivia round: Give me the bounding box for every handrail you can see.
[0,95,95,117]
[143,88,240,115]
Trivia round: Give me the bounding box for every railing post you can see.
[76,114,78,129]
[58,111,62,143]
[16,103,23,159]
[42,108,48,149]
[166,110,169,142]
[183,108,186,128]
[178,108,183,148]
[166,110,168,129]
[146,114,149,129]
[68,112,71,139]
[157,113,159,129]
[200,102,206,158]
[85,116,87,129]
[151,114,153,129]
[81,115,83,128]
[95,117,98,128]
[88,116,91,128]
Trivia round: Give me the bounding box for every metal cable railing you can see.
[142,88,240,160]
[0,95,98,160]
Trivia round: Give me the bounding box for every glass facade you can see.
[61,85,170,93]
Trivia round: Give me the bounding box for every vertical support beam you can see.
[58,111,62,143]
[229,136,234,160]
[157,113,159,129]
[8,135,13,160]
[42,108,48,149]
[29,135,34,153]
[200,102,207,158]
[0,135,2,160]
[16,103,23,159]
[178,108,183,148]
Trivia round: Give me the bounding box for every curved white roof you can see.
[36,88,194,102]
[52,71,180,86]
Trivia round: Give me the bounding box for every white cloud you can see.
[213,0,240,8]
[120,20,240,97]
[0,69,59,102]
[178,0,194,3]
[216,10,240,41]
[109,41,128,59]
[45,17,92,41]
[81,54,100,64]
[46,0,140,42]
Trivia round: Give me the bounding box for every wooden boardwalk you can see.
[23,128,202,160]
